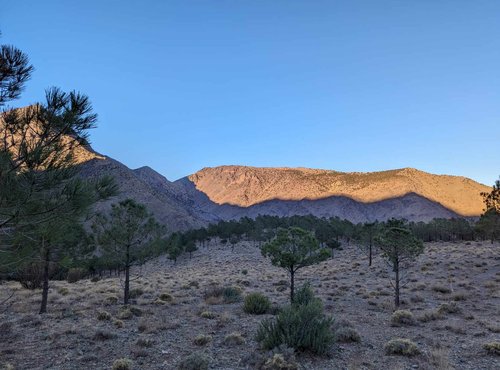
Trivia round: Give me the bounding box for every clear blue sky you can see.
[2,0,499,185]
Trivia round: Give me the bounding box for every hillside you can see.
[188,166,489,217]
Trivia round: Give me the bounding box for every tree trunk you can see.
[124,245,130,305]
[394,259,400,308]
[290,269,295,304]
[39,242,50,314]
[369,244,372,267]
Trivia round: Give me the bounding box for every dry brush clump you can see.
[333,319,361,343]
[483,342,500,355]
[204,285,242,304]
[112,358,133,370]
[384,338,420,356]
[391,310,416,326]
[178,351,211,370]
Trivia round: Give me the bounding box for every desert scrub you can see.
[200,311,216,319]
[333,320,361,343]
[193,334,212,346]
[57,287,69,296]
[97,311,112,321]
[223,332,245,346]
[136,337,154,347]
[128,288,144,299]
[484,342,500,355]
[437,302,460,315]
[178,351,211,370]
[256,284,333,355]
[112,358,132,370]
[204,286,242,304]
[432,285,451,294]
[244,292,271,314]
[417,309,442,322]
[384,338,420,356]
[93,329,116,341]
[391,310,415,326]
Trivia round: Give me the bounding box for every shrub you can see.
[112,358,132,370]
[113,319,124,328]
[193,334,212,346]
[204,286,242,304]
[391,310,415,326]
[159,293,173,302]
[437,302,460,315]
[105,295,119,305]
[118,308,133,320]
[178,351,211,370]
[244,293,271,315]
[57,287,69,296]
[136,337,154,348]
[200,311,216,319]
[256,285,333,355]
[67,268,86,283]
[484,342,500,355]
[242,269,248,275]
[384,338,420,356]
[334,325,361,343]
[224,332,245,346]
[293,283,316,306]
[94,329,116,341]
[97,311,112,321]
[417,309,442,322]
[432,285,451,294]
[129,288,144,299]
[17,263,48,290]
[262,353,298,370]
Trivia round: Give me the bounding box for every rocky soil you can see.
[1,241,499,370]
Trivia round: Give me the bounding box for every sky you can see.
[1,0,499,185]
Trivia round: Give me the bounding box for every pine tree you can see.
[261,227,330,303]
[92,199,164,305]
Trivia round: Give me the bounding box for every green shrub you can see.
[222,286,242,303]
[67,268,86,283]
[178,351,211,370]
[391,310,415,326]
[484,342,500,355]
[256,285,333,355]
[244,293,271,315]
[384,338,420,356]
[293,283,316,306]
[112,358,132,370]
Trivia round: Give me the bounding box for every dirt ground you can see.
[1,240,499,370]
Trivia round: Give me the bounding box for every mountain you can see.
[75,149,490,228]
[186,165,489,217]
[8,109,485,229]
